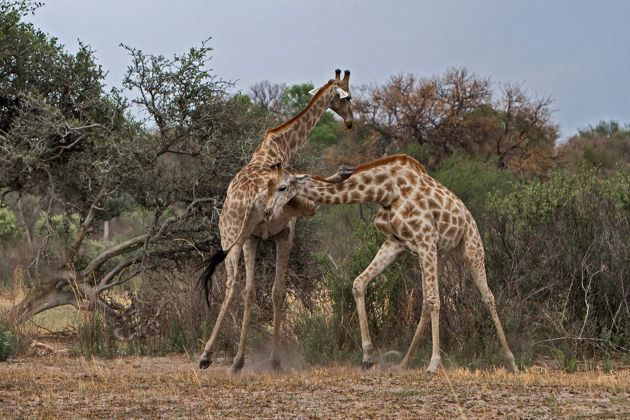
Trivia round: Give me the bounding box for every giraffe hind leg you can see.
[464,244,518,373]
[199,245,242,370]
[399,256,446,369]
[270,222,295,372]
[230,237,258,374]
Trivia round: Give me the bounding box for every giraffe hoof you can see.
[230,355,244,374]
[199,353,212,370]
[426,356,441,374]
[361,361,377,370]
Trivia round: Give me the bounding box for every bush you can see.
[0,207,18,244]
[483,168,630,358]
[433,154,517,215]
[74,312,116,357]
[0,322,16,361]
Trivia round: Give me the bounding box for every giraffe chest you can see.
[251,218,291,239]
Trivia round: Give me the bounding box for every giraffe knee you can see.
[352,278,367,298]
[426,296,440,311]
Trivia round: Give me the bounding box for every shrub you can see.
[433,154,517,215]
[483,168,630,357]
[0,322,16,361]
[0,207,18,244]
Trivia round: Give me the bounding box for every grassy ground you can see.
[1,353,629,418]
[0,296,80,334]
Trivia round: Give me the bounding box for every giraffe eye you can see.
[278,185,288,192]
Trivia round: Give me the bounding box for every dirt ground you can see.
[1,352,629,419]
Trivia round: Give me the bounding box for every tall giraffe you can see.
[264,154,518,373]
[198,69,354,373]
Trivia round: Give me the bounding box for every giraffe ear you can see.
[308,87,319,96]
[335,87,350,99]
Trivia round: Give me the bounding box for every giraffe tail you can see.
[198,248,228,307]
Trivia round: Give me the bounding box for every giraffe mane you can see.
[263,79,335,136]
[351,154,428,174]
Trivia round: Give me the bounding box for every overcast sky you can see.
[27,0,630,139]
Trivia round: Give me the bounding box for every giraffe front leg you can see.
[352,239,404,369]
[270,221,295,371]
[231,237,258,374]
[199,245,242,370]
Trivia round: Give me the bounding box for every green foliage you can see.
[433,154,517,214]
[309,112,338,145]
[483,167,630,355]
[578,120,630,139]
[488,169,630,229]
[554,346,578,373]
[281,83,314,113]
[0,207,18,243]
[35,212,81,238]
[0,322,16,361]
[102,193,136,221]
[558,120,630,172]
[74,312,116,357]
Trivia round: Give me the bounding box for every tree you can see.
[0,4,264,324]
[351,68,557,174]
[556,120,630,172]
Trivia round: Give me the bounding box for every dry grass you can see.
[1,354,629,418]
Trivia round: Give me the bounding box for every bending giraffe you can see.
[264,154,518,373]
[198,69,354,373]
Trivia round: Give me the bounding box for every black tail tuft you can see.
[198,248,228,308]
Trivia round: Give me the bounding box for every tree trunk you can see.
[103,220,110,241]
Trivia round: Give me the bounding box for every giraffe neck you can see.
[257,83,336,164]
[297,168,395,207]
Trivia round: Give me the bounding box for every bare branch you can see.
[67,184,108,263]
[81,234,149,277]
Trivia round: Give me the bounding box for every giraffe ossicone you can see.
[265,154,519,373]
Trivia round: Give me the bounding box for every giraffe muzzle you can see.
[263,207,273,222]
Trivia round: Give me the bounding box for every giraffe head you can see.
[312,69,354,129]
[263,166,297,222]
[262,165,354,222]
